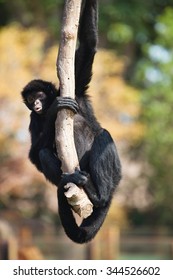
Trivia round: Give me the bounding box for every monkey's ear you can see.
[22,98,33,110]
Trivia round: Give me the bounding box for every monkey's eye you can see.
[27,96,35,104]
[37,92,46,100]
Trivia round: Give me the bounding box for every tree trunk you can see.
[55,0,93,219]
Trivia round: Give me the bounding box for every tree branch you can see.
[55,0,93,219]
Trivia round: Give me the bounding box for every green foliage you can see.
[0,0,63,37]
[134,7,173,225]
[156,7,173,45]
[107,23,133,44]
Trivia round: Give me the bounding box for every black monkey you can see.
[21,0,121,243]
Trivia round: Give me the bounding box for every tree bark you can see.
[55,0,93,219]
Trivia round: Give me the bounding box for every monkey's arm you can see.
[75,0,98,96]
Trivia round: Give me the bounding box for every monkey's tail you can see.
[57,188,110,244]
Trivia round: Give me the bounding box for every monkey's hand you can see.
[56,97,79,114]
[61,168,88,188]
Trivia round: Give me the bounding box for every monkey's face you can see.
[26,91,47,114]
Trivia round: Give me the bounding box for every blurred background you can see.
[1,0,173,260]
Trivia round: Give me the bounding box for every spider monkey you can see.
[21,0,122,244]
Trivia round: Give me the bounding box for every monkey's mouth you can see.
[35,107,42,113]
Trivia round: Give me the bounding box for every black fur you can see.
[21,0,121,243]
